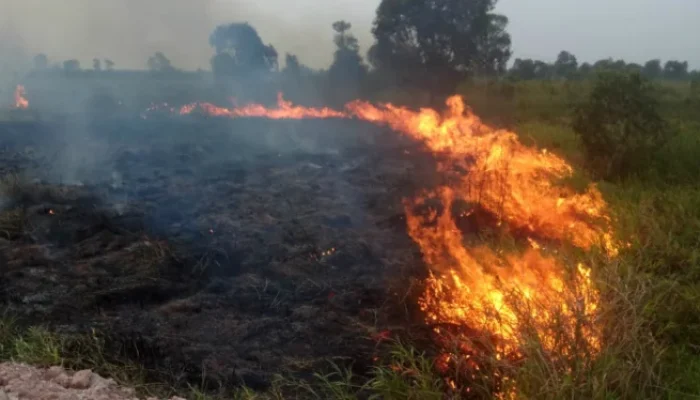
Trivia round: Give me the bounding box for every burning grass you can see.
[158,93,620,394]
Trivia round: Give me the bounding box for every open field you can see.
[0,78,699,399]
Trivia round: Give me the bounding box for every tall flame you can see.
[144,94,617,370]
[14,85,29,109]
[347,96,613,356]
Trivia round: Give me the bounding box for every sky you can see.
[1,0,699,71]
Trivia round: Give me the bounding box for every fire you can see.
[348,96,613,362]
[14,85,29,109]
[142,94,618,386]
[176,93,345,119]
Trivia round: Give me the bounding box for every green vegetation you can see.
[0,317,173,396]
[572,72,673,180]
[0,319,447,399]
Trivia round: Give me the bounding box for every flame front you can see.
[177,93,345,119]
[14,85,29,109]
[347,96,612,356]
[144,94,617,376]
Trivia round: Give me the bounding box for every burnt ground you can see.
[0,115,441,391]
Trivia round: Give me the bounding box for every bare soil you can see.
[0,362,184,400]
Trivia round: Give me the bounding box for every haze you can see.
[1,0,699,70]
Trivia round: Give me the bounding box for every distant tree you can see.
[593,59,612,71]
[533,60,552,79]
[368,0,512,99]
[147,52,175,72]
[579,62,593,77]
[626,63,642,74]
[33,53,49,70]
[209,22,278,78]
[63,59,80,72]
[283,53,301,77]
[104,59,115,71]
[510,58,537,80]
[282,53,315,81]
[593,58,627,72]
[328,21,367,92]
[663,60,689,80]
[509,58,556,80]
[642,59,662,79]
[573,72,672,180]
[554,51,578,78]
[613,60,627,71]
[93,58,101,71]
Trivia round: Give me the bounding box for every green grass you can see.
[0,320,447,400]
[0,319,173,396]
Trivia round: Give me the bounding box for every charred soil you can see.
[0,116,442,393]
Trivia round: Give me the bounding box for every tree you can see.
[663,60,689,80]
[533,60,551,79]
[33,54,49,70]
[474,14,511,76]
[104,59,115,71]
[328,21,367,93]
[147,52,175,72]
[579,62,593,77]
[63,59,80,72]
[369,0,511,98]
[573,72,672,180]
[553,51,578,78]
[93,58,101,71]
[209,22,278,78]
[642,59,662,79]
[593,58,626,72]
[283,53,301,78]
[510,58,537,80]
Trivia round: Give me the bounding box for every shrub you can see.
[572,72,672,180]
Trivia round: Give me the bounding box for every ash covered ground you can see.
[0,114,441,390]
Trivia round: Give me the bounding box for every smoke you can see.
[0,0,375,71]
[0,0,380,222]
[0,21,30,105]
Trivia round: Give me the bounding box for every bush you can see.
[572,72,672,180]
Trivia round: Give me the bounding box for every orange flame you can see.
[14,85,29,109]
[348,96,613,356]
[176,93,345,119]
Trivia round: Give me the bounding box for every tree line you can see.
[28,0,699,98]
[510,52,697,81]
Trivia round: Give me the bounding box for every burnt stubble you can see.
[0,115,438,391]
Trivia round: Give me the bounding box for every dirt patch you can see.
[0,362,184,400]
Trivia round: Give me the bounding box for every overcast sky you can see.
[1,0,699,71]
